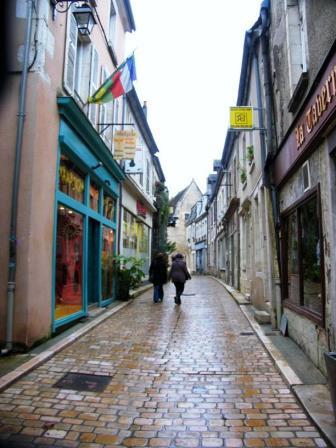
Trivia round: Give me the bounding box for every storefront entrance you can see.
[88,218,100,305]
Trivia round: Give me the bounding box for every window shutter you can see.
[64,13,78,94]
[99,67,114,150]
[89,46,99,126]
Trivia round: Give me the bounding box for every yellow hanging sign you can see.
[113,130,137,160]
[230,107,253,128]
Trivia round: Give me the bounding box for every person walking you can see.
[149,252,168,303]
[168,253,191,305]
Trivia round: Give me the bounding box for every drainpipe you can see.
[260,3,283,327]
[118,182,123,254]
[2,0,34,355]
[253,48,267,182]
[260,6,281,277]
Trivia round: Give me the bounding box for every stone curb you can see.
[211,275,303,386]
[211,276,336,448]
[0,283,153,392]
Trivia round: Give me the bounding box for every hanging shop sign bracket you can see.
[228,127,267,132]
[98,122,134,135]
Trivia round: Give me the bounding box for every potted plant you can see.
[324,351,336,418]
[246,145,254,165]
[240,168,247,184]
[113,255,145,300]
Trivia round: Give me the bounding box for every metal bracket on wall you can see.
[228,127,266,133]
[98,123,134,135]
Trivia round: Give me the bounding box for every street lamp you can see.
[51,1,97,36]
[72,3,97,36]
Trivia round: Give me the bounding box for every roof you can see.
[116,0,136,33]
[153,155,165,183]
[169,185,189,208]
[126,89,159,156]
[169,179,202,208]
[208,0,270,205]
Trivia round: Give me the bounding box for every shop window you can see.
[282,189,324,323]
[101,226,114,299]
[59,155,85,203]
[122,209,149,275]
[123,209,137,250]
[55,206,84,320]
[90,182,99,211]
[103,194,116,221]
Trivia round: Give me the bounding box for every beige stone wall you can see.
[167,182,202,265]
[280,144,332,372]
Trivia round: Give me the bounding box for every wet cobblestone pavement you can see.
[0,277,329,447]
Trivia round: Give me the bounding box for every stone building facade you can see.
[168,180,202,265]
[269,0,336,372]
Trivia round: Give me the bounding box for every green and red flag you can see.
[88,54,136,104]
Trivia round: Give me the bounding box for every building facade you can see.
[120,91,165,276]
[168,180,202,264]
[206,1,279,324]
[185,195,208,274]
[269,0,336,372]
[0,0,164,351]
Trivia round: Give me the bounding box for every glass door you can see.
[55,205,84,320]
[88,218,100,305]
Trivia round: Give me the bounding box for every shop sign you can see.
[125,147,143,173]
[113,130,137,160]
[230,107,253,129]
[136,200,147,218]
[295,64,336,150]
[273,52,336,186]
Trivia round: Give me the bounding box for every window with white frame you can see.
[74,40,91,103]
[63,9,100,127]
[88,47,99,126]
[109,1,117,48]
[285,0,308,98]
[146,159,151,194]
[99,67,114,150]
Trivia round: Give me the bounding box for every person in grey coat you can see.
[168,253,191,305]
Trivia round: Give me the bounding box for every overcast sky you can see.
[126,0,262,197]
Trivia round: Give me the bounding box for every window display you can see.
[283,191,323,321]
[90,182,99,211]
[59,155,85,203]
[122,209,149,274]
[102,226,114,299]
[55,206,83,320]
[103,194,116,221]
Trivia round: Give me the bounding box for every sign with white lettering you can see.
[273,51,336,186]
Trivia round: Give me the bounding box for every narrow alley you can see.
[0,277,328,447]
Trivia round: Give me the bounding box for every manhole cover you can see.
[240,331,254,336]
[54,373,111,392]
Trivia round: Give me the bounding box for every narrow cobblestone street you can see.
[0,277,329,448]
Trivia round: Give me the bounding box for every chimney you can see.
[143,101,147,118]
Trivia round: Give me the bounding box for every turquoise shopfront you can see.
[53,97,125,331]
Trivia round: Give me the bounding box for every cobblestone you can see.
[0,277,329,447]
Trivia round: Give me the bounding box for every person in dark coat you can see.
[168,253,191,305]
[149,252,168,303]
